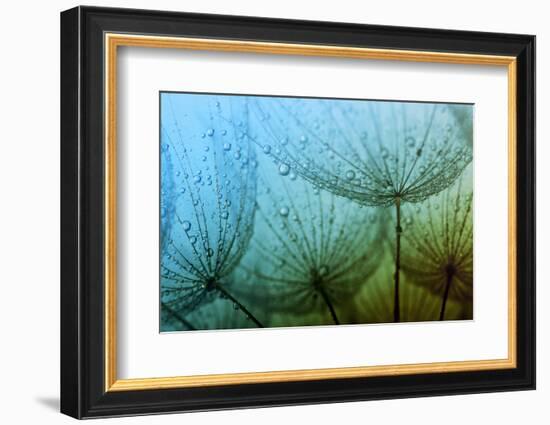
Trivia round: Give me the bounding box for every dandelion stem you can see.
[393,197,402,323]
[161,302,196,330]
[439,267,454,321]
[215,284,265,328]
[318,286,340,325]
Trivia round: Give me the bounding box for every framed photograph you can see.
[60,6,535,419]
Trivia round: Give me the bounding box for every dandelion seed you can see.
[160,95,263,330]
[401,175,473,320]
[241,174,383,326]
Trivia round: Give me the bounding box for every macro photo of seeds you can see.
[159,92,474,332]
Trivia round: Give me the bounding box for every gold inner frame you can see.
[104,33,517,392]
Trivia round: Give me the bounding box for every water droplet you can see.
[194,175,202,184]
[182,221,191,231]
[278,163,290,176]
[221,211,229,219]
[223,143,231,151]
[319,265,329,276]
[263,145,271,154]
[300,135,308,143]
[289,171,297,181]
[279,207,289,217]
[206,248,214,257]
[405,217,413,225]
[345,170,356,180]
[206,129,214,137]
[221,129,227,136]
[189,236,197,244]
[234,152,241,160]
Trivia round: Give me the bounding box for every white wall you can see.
[0,0,545,423]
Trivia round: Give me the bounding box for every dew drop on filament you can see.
[279,164,290,176]
[345,170,356,181]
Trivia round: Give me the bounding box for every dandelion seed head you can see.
[251,98,472,208]
[401,174,473,302]
[160,95,257,321]
[240,168,384,321]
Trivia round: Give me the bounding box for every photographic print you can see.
[159,92,474,332]
[61,9,535,417]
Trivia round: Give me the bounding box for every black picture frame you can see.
[61,5,535,419]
